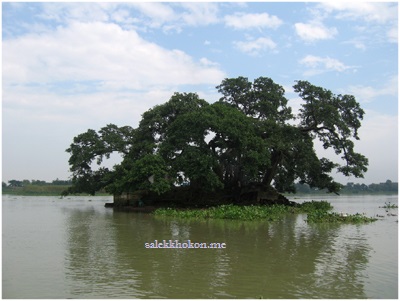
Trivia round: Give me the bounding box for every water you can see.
[2,194,398,298]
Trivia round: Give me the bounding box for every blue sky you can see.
[2,2,398,185]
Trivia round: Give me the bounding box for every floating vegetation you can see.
[154,200,377,224]
[153,204,291,221]
[306,210,377,224]
[296,200,333,213]
[379,202,398,209]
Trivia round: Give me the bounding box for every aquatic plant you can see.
[153,204,291,221]
[296,200,333,213]
[154,200,377,224]
[306,210,377,223]
[380,202,398,209]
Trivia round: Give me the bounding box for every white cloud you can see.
[2,19,227,183]
[348,112,398,184]
[2,87,175,182]
[200,57,220,67]
[128,2,177,29]
[346,39,367,51]
[387,26,398,43]
[3,21,225,89]
[110,9,139,27]
[180,2,219,26]
[299,55,353,76]
[318,2,398,45]
[3,79,225,182]
[295,21,338,42]
[132,2,175,21]
[39,2,113,23]
[3,85,174,129]
[345,76,398,103]
[224,12,283,30]
[233,37,277,56]
[35,3,220,34]
[319,2,397,24]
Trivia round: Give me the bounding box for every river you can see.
[2,194,398,298]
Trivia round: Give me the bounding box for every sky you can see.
[2,1,398,186]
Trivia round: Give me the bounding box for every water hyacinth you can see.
[153,200,378,224]
[297,200,333,213]
[306,210,377,223]
[380,202,398,209]
[154,204,291,221]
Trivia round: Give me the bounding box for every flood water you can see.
[2,194,398,298]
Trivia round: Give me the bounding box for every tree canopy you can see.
[64,76,368,203]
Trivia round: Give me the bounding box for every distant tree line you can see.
[294,179,398,194]
[3,178,72,188]
[3,178,397,194]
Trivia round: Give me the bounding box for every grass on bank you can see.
[153,200,377,223]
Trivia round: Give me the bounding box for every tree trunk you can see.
[262,150,282,186]
[238,182,296,206]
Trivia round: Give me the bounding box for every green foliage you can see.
[216,76,293,122]
[65,76,368,200]
[8,180,23,187]
[294,80,368,179]
[107,154,172,195]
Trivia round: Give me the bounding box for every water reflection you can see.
[312,226,370,298]
[62,207,372,298]
[286,222,370,298]
[64,207,145,298]
[3,196,395,298]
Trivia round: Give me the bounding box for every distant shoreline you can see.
[2,188,397,197]
[2,186,110,197]
[287,191,398,196]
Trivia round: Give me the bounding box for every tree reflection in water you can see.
[64,209,371,298]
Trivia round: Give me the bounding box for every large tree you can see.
[64,76,368,202]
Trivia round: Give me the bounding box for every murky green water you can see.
[2,194,398,298]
